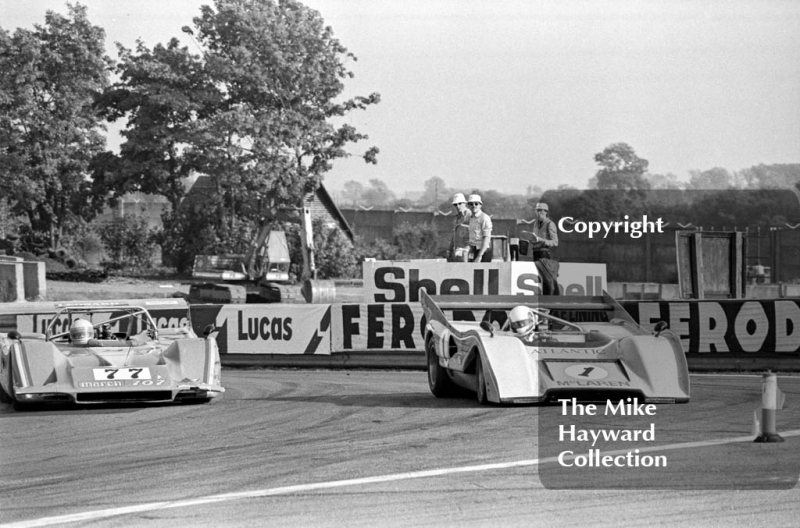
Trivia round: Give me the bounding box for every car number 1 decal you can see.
[92,367,152,381]
[564,364,609,380]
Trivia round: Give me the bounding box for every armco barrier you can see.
[0,299,190,334]
[185,298,800,371]
[2,297,796,371]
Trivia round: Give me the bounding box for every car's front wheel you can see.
[476,353,489,405]
[427,338,456,398]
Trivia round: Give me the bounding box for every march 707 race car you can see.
[0,303,224,410]
[420,290,690,405]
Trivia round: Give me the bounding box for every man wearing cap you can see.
[449,193,471,262]
[467,194,493,262]
[522,202,560,294]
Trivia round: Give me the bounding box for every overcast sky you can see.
[3,0,799,195]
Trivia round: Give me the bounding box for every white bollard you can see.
[754,372,785,443]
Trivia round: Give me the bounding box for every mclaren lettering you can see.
[555,380,631,387]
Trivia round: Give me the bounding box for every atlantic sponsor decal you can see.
[363,261,607,302]
[624,299,800,355]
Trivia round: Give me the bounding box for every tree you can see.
[97,38,211,211]
[422,176,449,208]
[0,4,111,249]
[739,163,800,190]
[591,143,650,190]
[649,172,686,190]
[341,180,365,205]
[687,167,736,189]
[361,178,395,207]
[187,0,379,238]
[102,0,380,256]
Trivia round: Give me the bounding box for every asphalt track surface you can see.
[1,371,799,527]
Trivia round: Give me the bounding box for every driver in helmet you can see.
[70,319,94,345]
[508,306,538,341]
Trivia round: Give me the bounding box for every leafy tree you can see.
[649,172,686,190]
[687,167,736,189]
[187,0,378,240]
[739,163,800,190]
[97,38,211,210]
[361,178,395,207]
[422,176,449,208]
[0,4,112,249]
[99,214,158,269]
[341,180,365,205]
[590,143,650,190]
[102,0,379,256]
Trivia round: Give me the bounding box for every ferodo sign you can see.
[190,304,332,354]
[623,300,800,355]
[333,304,520,352]
[362,261,607,303]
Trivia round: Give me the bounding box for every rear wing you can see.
[421,291,636,325]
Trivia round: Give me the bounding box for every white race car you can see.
[420,291,690,405]
[0,302,223,410]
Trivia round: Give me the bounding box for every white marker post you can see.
[754,372,785,443]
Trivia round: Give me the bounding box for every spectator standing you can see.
[449,193,471,262]
[522,202,560,294]
[467,194,493,263]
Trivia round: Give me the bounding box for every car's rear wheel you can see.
[476,353,488,405]
[427,338,456,397]
[8,355,30,411]
[0,366,11,404]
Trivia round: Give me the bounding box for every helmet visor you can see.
[510,318,533,331]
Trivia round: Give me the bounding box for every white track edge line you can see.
[4,429,800,528]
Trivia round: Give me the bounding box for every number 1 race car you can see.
[420,291,689,405]
[0,303,224,410]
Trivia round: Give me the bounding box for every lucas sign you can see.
[362,260,607,303]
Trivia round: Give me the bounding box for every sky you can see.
[2,0,799,196]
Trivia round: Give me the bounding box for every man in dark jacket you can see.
[522,202,560,295]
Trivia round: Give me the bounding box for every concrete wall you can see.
[0,257,46,301]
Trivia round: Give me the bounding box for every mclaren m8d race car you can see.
[0,303,224,410]
[420,291,689,405]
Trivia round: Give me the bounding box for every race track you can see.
[1,371,799,527]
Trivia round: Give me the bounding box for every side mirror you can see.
[479,320,494,337]
[203,324,217,337]
[653,320,668,337]
[7,330,21,340]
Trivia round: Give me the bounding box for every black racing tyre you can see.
[0,370,10,404]
[475,353,488,405]
[427,338,456,398]
[9,355,30,411]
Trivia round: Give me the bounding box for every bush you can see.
[59,223,105,267]
[99,214,158,269]
[287,218,359,280]
[158,205,253,275]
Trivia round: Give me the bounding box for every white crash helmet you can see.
[70,319,94,344]
[509,306,537,335]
